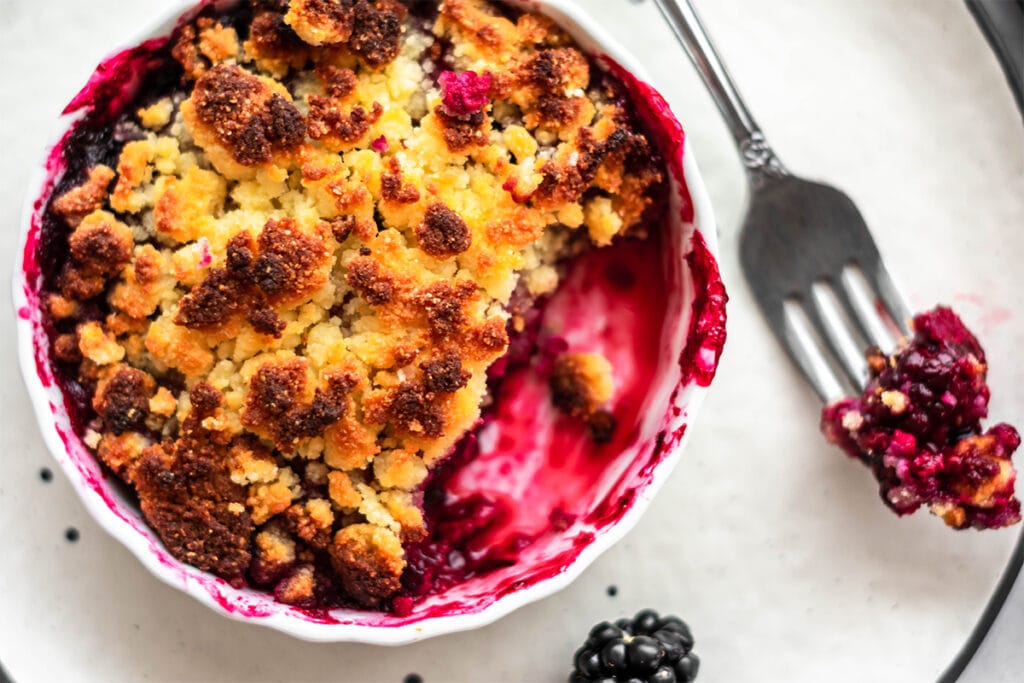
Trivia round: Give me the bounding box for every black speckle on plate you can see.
[65,527,80,543]
[607,585,619,597]
[403,674,424,683]
[39,467,53,483]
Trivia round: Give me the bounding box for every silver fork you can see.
[652,0,912,403]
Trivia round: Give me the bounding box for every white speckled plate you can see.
[0,0,1022,680]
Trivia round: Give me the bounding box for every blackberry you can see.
[569,609,699,682]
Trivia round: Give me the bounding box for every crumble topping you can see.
[42,0,665,608]
[821,307,1020,530]
[550,351,617,443]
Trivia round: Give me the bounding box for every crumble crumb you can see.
[550,351,614,418]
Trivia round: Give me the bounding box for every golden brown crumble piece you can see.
[46,294,78,320]
[380,490,426,542]
[329,523,405,607]
[77,321,124,365]
[549,352,614,418]
[175,218,329,332]
[149,387,178,417]
[380,161,421,204]
[131,385,253,585]
[247,307,288,337]
[317,64,359,99]
[245,7,311,74]
[346,0,407,68]
[250,523,297,585]
[174,268,251,331]
[307,96,383,147]
[346,255,397,305]
[171,24,205,79]
[58,211,134,301]
[284,498,335,550]
[532,127,623,208]
[275,564,318,606]
[512,47,592,131]
[241,357,309,431]
[52,165,115,227]
[388,381,442,436]
[421,351,471,394]
[184,64,306,168]
[68,212,133,274]
[415,203,472,258]
[241,358,359,451]
[53,333,82,364]
[439,0,517,50]
[327,215,356,243]
[93,365,156,435]
[328,470,362,509]
[933,433,1018,528]
[522,48,588,93]
[413,279,477,338]
[434,109,489,152]
[96,431,150,480]
[467,319,511,362]
[190,380,223,414]
[283,0,407,68]
[251,218,331,304]
[171,18,240,80]
[285,0,358,46]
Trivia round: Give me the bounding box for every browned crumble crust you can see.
[175,218,330,332]
[421,351,471,394]
[415,202,472,258]
[93,365,156,435]
[380,159,422,204]
[286,0,358,46]
[276,564,318,606]
[436,109,489,152]
[246,7,311,74]
[171,18,241,80]
[318,64,359,99]
[51,165,115,226]
[132,383,253,584]
[307,96,383,145]
[58,211,133,300]
[329,523,404,607]
[346,0,408,67]
[184,64,306,168]
[47,0,662,607]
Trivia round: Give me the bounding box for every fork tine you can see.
[835,269,896,352]
[801,289,865,393]
[861,260,912,337]
[781,299,849,403]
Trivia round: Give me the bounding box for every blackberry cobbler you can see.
[38,0,667,608]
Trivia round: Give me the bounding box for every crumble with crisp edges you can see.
[41,0,665,609]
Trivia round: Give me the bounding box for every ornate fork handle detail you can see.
[652,0,786,186]
[740,132,787,181]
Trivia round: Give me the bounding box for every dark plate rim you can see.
[939,3,1023,680]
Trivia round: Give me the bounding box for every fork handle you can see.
[652,0,787,182]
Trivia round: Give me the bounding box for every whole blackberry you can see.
[569,609,699,683]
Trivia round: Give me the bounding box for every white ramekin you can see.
[13,0,724,643]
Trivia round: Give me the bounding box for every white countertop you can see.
[1,0,1022,681]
